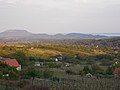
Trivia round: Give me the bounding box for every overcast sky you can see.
[0,0,120,34]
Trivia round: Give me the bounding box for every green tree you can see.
[27,67,38,85]
[91,65,104,75]
[106,66,114,75]
[43,69,53,79]
[9,71,18,80]
[0,62,18,80]
[83,66,91,74]
[6,50,28,66]
[0,71,3,78]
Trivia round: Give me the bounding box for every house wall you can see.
[16,65,21,71]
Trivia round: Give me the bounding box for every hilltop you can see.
[0,30,107,40]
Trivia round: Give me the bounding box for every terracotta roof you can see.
[114,68,120,76]
[1,59,20,67]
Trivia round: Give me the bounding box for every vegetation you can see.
[0,38,120,90]
[0,62,19,81]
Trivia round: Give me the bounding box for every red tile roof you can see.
[114,68,120,76]
[1,59,20,67]
[0,44,15,46]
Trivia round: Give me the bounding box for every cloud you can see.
[0,0,120,33]
[0,0,19,8]
[0,0,119,10]
[0,0,18,4]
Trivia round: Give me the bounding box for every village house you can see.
[0,57,21,71]
[65,63,70,67]
[114,68,120,77]
[34,62,44,67]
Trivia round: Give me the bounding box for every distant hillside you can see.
[65,33,105,39]
[92,33,120,36]
[0,30,107,40]
[71,37,120,48]
[0,30,32,39]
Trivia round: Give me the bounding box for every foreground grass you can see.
[0,77,120,90]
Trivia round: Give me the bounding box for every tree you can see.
[83,66,91,74]
[0,71,3,78]
[106,66,114,75]
[6,50,28,66]
[27,67,38,85]
[91,65,104,75]
[43,69,53,79]
[9,71,19,80]
[0,62,18,80]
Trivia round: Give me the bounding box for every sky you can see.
[0,0,120,34]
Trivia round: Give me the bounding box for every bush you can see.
[52,77,60,82]
[106,66,114,75]
[43,69,53,79]
[83,66,91,74]
[47,62,61,68]
[9,71,19,80]
[91,65,104,75]
[66,70,76,75]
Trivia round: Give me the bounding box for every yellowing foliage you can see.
[27,49,61,59]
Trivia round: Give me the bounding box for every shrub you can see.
[66,70,76,75]
[43,69,53,79]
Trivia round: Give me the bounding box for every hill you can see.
[0,30,32,40]
[0,30,107,41]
